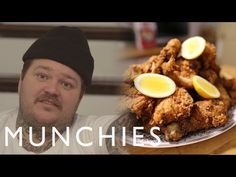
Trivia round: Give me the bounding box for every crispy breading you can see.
[222,78,236,90]
[162,58,201,88]
[222,78,236,106]
[120,84,156,118]
[161,100,228,141]
[124,39,181,83]
[159,38,181,60]
[217,82,231,110]
[124,55,163,83]
[199,69,218,84]
[149,88,194,126]
[199,42,220,74]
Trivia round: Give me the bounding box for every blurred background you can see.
[0,22,234,116]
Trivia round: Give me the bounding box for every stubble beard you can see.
[18,97,78,133]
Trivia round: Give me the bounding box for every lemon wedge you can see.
[192,75,220,98]
[134,73,176,98]
[181,36,206,60]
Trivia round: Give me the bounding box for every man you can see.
[0,26,120,154]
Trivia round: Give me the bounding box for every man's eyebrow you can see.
[33,65,78,84]
[33,65,52,71]
[61,73,78,84]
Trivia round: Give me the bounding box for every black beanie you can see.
[22,26,94,86]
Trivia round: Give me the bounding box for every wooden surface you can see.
[120,46,162,60]
[0,24,134,41]
[126,65,236,154]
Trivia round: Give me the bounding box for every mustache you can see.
[35,93,62,109]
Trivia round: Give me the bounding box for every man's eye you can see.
[36,73,48,81]
[62,82,73,89]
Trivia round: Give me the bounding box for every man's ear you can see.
[18,75,22,94]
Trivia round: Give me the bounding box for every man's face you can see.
[18,59,83,130]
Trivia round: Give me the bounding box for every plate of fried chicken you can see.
[113,107,236,148]
[119,37,236,148]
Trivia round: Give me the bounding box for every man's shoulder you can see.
[0,108,18,126]
[0,107,18,114]
[0,108,18,116]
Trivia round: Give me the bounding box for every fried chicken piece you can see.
[160,41,220,91]
[124,39,181,83]
[161,42,219,88]
[124,55,164,83]
[160,38,181,60]
[148,88,194,126]
[217,82,231,110]
[222,78,236,106]
[222,77,236,90]
[161,100,228,141]
[162,57,201,88]
[199,69,218,84]
[229,92,236,106]
[199,42,220,74]
[120,84,156,119]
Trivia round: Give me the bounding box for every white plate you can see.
[111,107,236,148]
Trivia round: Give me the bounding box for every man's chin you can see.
[33,111,59,125]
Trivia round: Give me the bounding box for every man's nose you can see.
[43,81,60,96]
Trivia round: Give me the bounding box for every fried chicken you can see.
[124,55,163,84]
[162,57,201,88]
[199,69,218,84]
[148,88,193,126]
[161,100,228,141]
[199,42,220,74]
[120,84,156,119]
[124,39,181,83]
[160,42,220,88]
[217,82,231,110]
[121,37,235,142]
[222,78,236,105]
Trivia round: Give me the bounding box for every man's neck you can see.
[16,115,60,154]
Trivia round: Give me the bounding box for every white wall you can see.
[0,38,129,77]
